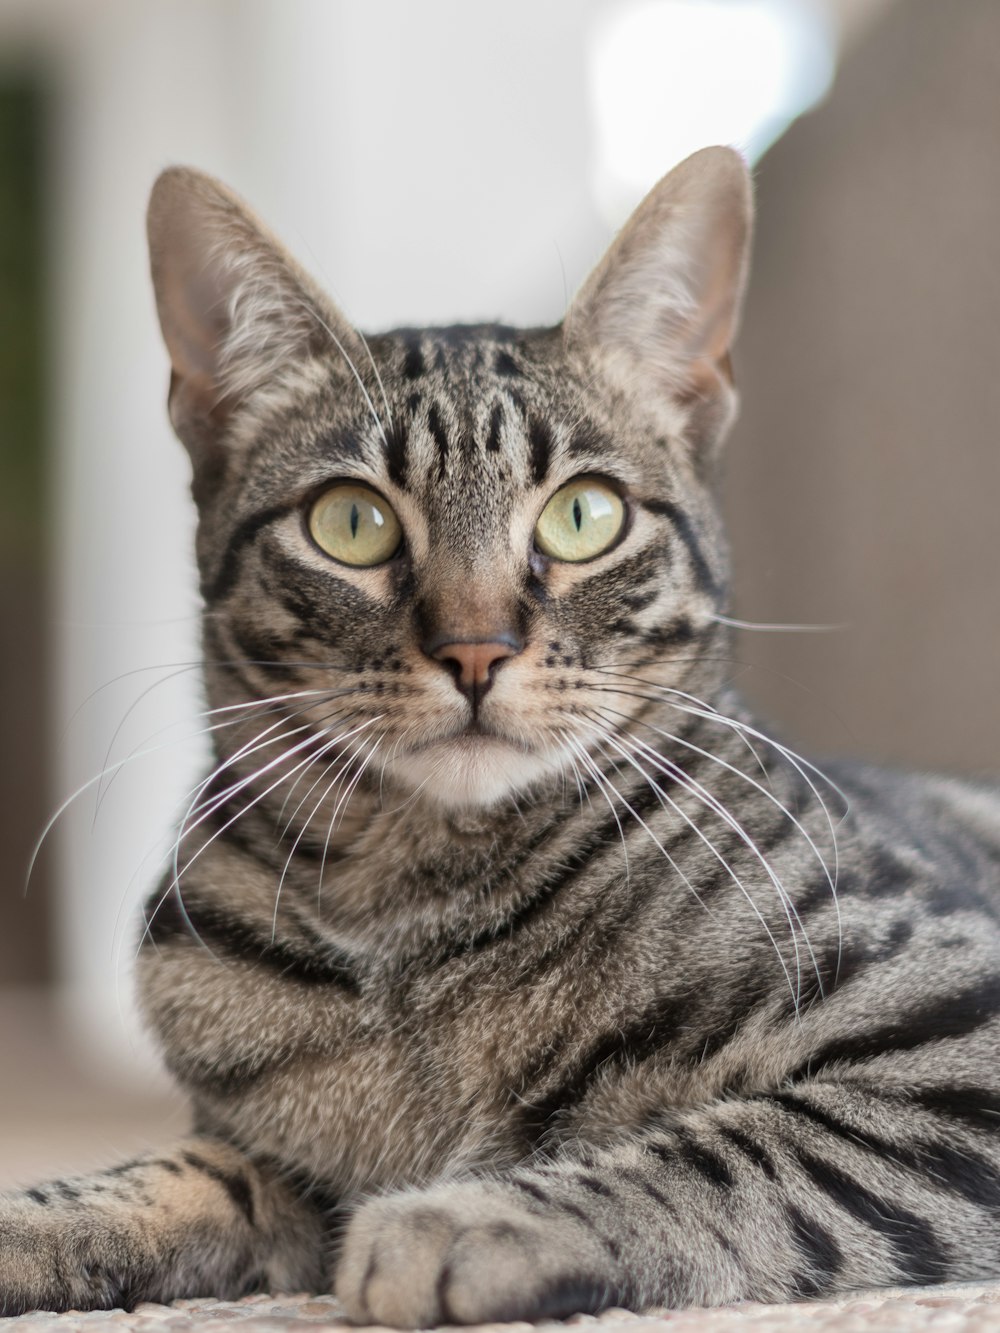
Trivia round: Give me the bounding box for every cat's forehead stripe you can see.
[401,334,425,381]
[486,402,504,453]
[426,402,451,479]
[494,349,524,378]
[528,417,553,486]
[383,417,409,488]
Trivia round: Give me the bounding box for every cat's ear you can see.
[564,146,752,457]
[147,167,359,466]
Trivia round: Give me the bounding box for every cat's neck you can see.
[292,685,783,961]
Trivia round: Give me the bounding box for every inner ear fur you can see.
[564,145,753,456]
[147,166,362,467]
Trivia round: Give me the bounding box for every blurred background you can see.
[1,0,998,1186]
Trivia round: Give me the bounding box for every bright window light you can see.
[589,0,835,224]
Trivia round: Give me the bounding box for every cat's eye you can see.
[534,478,626,563]
[308,484,403,567]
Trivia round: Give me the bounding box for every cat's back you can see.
[829,760,1000,909]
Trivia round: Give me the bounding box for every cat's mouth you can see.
[384,718,561,807]
[406,721,534,756]
[461,718,528,742]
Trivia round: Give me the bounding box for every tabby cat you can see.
[3,147,1000,1324]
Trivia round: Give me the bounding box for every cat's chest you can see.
[190,944,628,1193]
[148,818,689,1192]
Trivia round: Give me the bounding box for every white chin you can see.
[385,735,562,809]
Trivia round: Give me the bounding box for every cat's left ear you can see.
[147,166,362,475]
[564,146,752,459]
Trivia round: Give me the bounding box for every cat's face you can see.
[148,150,751,809]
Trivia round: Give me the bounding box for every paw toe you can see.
[337,1186,614,1327]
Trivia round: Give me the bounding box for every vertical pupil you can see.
[572,497,583,531]
[350,502,360,538]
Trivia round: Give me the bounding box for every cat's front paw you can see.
[336,1180,614,1328]
[0,1204,122,1315]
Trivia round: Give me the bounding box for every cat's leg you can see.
[337,1078,1000,1325]
[0,1137,325,1315]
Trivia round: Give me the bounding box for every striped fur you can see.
[2,148,999,1322]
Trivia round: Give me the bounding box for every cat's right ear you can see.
[147,167,358,474]
[564,146,753,462]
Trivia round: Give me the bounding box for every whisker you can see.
[173,697,362,851]
[25,697,333,898]
[712,613,848,634]
[354,327,394,432]
[589,670,850,819]
[284,234,393,434]
[274,706,359,829]
[560,732,630,891]
[151,699,357,921]
[176,718,321,836]
[591,665,771,780]
[586,675,846,988]
[588,714,809,1009]
[299,301,389,450]
[271,718,384,941]
[577,716,798,1007]
[667,685,846,910]
[597,701,839,934]
[59,659,204,754]
[159,712,378,938]
[97,687,350,820]
[138,716,341,954]
[317,736,384,906]
[564,726,736,923]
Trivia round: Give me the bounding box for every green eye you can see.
[308,484,402,567]
[534,478,625,562]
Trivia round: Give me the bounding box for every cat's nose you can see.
[426,637,522,705]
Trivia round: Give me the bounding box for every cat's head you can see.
[147,149,752,810]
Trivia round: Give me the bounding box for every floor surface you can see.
[0,989,185,1191]
[7,1284,1000,1331]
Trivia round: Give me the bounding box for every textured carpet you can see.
[6,1285,1000,1331]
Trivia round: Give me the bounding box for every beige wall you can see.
[723,0,1000,777]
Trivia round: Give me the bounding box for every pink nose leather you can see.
[431,640,518,693]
